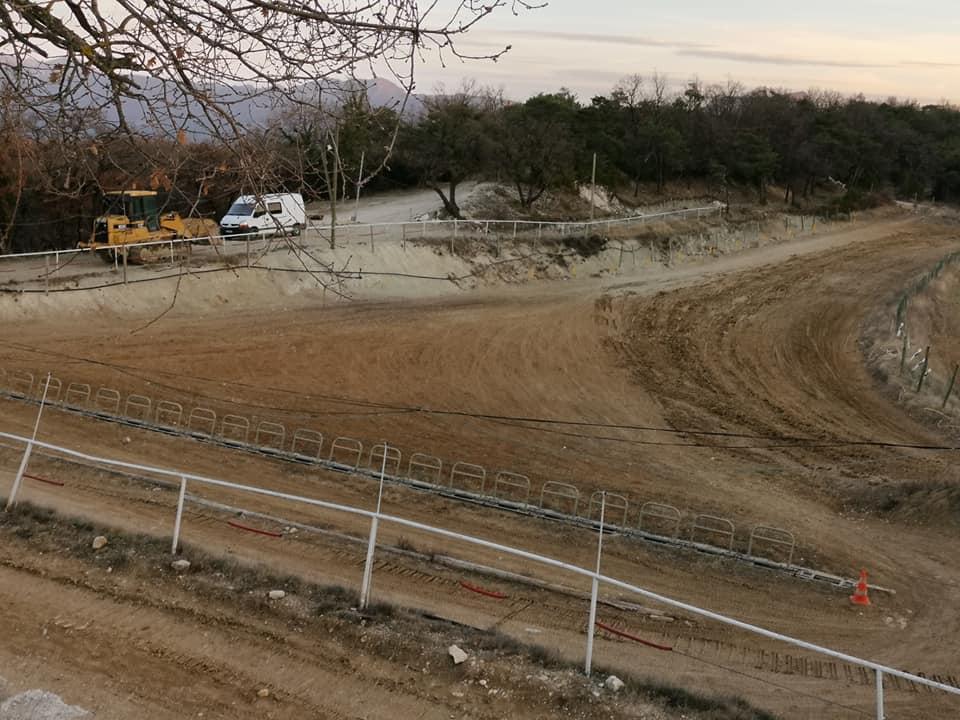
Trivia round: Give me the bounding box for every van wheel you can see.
[290,224,302,237]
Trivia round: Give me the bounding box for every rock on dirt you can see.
[448,645,469,665]
[256,688,270,699]
[268,590,286,600]
[91,536,108,550]
[604,675,625,692]
[0,689,90,719]
[171,559,191,572]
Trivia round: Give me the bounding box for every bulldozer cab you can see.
[101,191,161,231]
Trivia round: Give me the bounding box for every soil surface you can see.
[2,210,960,718]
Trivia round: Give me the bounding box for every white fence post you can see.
[5,373,52,511]
[5,441,34,511]
[360,442,389,609]
[876,670,885,720]
[171,476,187,554]
[584,491,606,675]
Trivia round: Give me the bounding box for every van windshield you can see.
[227,202,255,216]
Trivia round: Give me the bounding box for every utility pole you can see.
[589,152,597,222]
[351,150,365,222]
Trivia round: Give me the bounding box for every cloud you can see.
[678,49,891,69]
[902,61,960,68]
[552,68,633,81]
[494,30,708,50]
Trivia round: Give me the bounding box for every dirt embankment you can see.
[858,242,960,526]
[0,197,855,325]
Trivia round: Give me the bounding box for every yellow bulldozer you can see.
[79,190,220,263]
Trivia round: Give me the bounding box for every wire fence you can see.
[890,250,960,418]
[1,422,958,720]
[0,206,840,295]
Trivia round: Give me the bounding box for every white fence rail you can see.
[1,425,958,719]
[0,205,724,262]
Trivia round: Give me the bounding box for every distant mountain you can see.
[3,56,425,137]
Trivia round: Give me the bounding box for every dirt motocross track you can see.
[2,211,960,719]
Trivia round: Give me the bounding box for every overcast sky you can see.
[417,1,960,103]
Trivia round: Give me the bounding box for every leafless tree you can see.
[0,0,537,149]
[0,0,539,298]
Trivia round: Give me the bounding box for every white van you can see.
[219,193,306,238]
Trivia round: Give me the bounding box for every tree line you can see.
[3,74,960,253]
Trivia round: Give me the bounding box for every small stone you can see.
[268,590,286,600]
[256,688,270,699]
[605,675,625,692]
[0,690,89,718]
[122,436,132,444]
[448,645,469,665]
[171,560,191,572]
[91,536,108,550]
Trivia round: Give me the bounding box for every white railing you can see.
[1,424,957,719]
[0,205,723,262]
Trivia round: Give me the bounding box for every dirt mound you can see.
[861,253,960,443]
[847,480,960,527]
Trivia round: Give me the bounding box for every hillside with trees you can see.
[3,74,960,252]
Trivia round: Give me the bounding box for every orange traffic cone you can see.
[850,569,871,606]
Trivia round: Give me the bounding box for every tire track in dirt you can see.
[3,214,960,718]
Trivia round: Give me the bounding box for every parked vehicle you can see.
[219,193,305,238]
[79,190,219,263]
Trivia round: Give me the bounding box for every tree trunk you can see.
[429,182,461,219]
[448,181,460,219]
[516,182,530,209]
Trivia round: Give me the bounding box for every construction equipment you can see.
[79,190,220,264]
